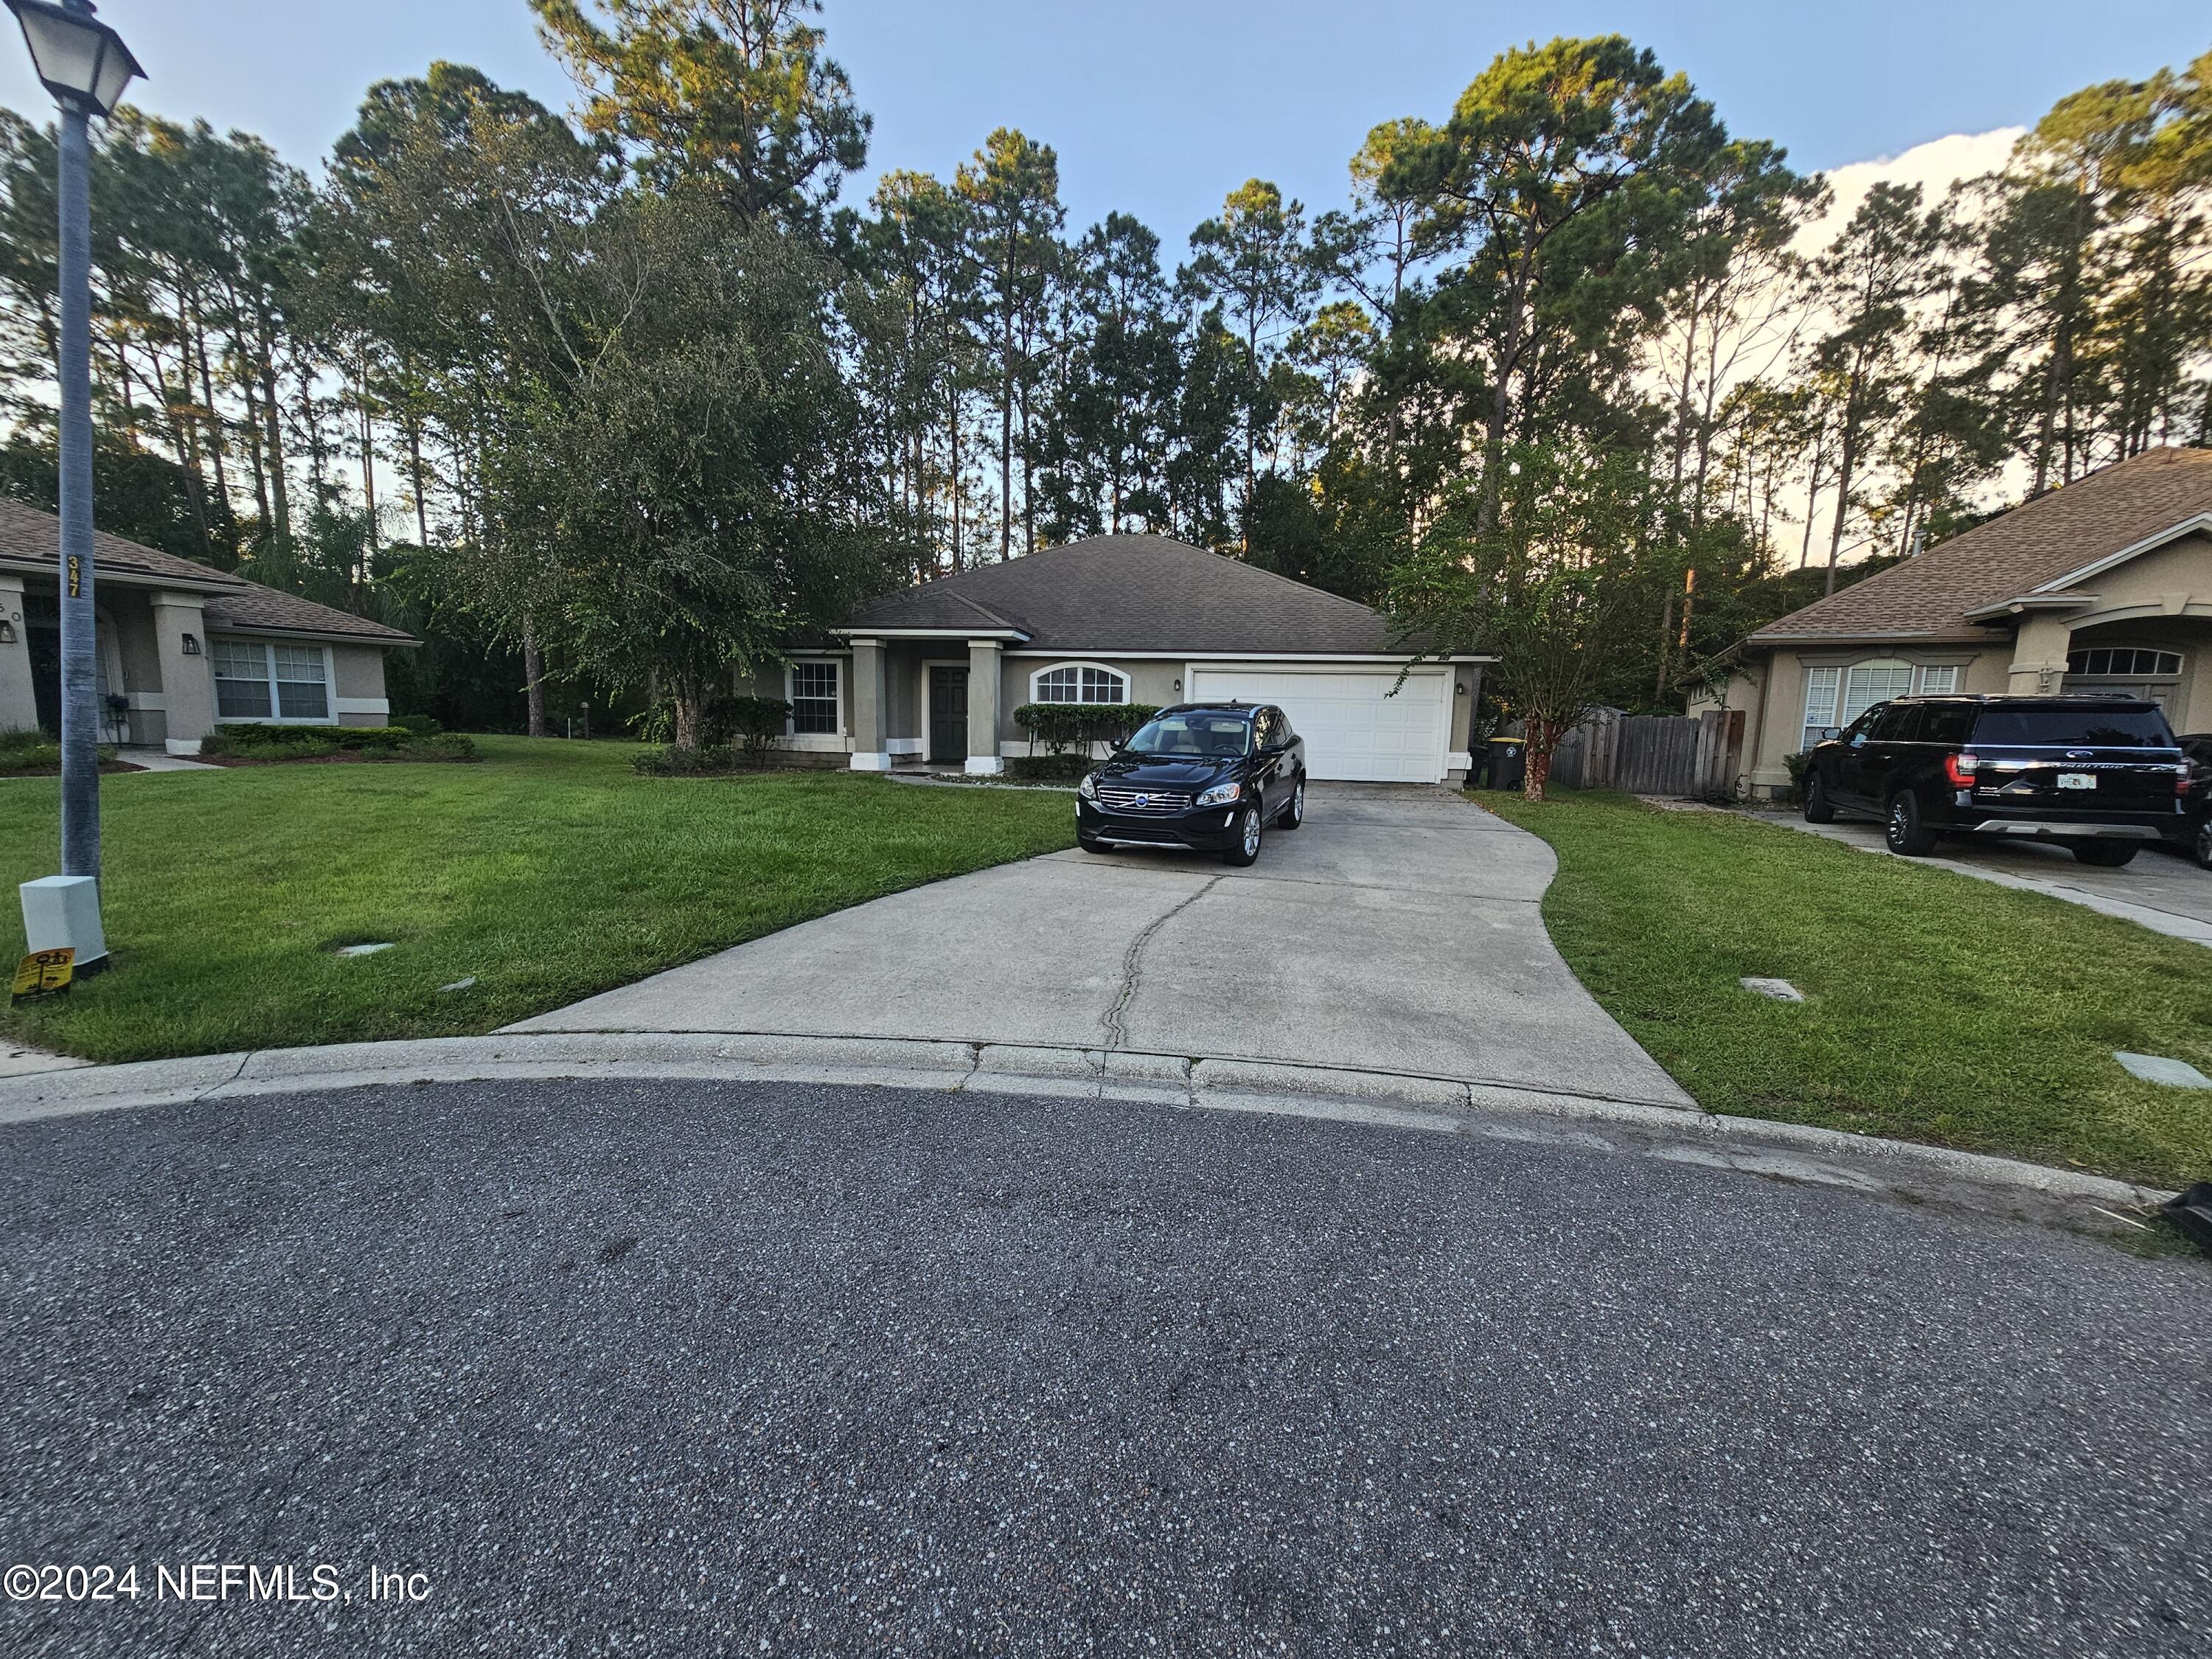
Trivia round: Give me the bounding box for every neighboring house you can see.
[1703,446,2212,798]
[0,499,417,754]
[752,533,1491,785]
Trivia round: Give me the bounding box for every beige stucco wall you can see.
[327,640,397,730]
[2023,526,2212,732]
[753,647,1482,770]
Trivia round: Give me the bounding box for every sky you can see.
[0,1,2203,244]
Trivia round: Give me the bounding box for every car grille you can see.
[1096,786,1193,815]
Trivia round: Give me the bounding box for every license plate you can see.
[2056,773,2096,790]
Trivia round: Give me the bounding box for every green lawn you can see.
[1484,790,2212,1191]
[0,738,1074,1064]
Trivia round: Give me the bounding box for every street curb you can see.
[0,1031,2173,1224]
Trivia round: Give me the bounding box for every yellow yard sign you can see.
[11,947,74,1001]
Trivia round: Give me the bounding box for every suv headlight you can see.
[1077,771,1097,800]
[1195,781,1242,807]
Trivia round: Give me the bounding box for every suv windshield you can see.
[1970,707,2177,749]
[1124,711,1253,759]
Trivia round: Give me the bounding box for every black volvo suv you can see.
[1076,703,1307,866]
[1801,694,2189,865]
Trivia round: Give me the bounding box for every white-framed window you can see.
[787,660,841,735]
[1801,666,1840,752]
[212,636,332,723]
[1030,662,1129,704]
[1916,664,1960,695]
[1840,660,1914,728]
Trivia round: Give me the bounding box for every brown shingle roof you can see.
[1750,446,2212,643]
[846,533,1425,655]
[0,498,415,644]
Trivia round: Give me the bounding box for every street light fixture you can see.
[6,0,139,974]
[6,0,141,116]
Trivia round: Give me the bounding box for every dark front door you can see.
[928,666,967,764]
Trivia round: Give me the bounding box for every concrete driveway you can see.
[1756,810,2212,947]
[515,783,1691,1109]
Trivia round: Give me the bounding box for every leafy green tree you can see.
[1034,211,1179,539]
[490,201,894,748]
[319,64,613,732]
[853,169,976,571]
[1800,181,1947,592]
[529,0,868,221]
[1181,179,1323,538]
[955,128,1064,560]
[1380,36,1731,537]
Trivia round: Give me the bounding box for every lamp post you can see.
[5,0,139,969]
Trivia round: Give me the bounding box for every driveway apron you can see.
[511,783,1691,1107]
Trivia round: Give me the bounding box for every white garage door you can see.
[1186,667,1449,783]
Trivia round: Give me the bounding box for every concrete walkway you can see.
[1737,809,2212,948]
[112,745,218,773]
[513,783,1694,1110]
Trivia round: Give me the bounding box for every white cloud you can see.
[1792,128,2027,254]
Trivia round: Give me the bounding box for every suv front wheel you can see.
[1222,803,1263,867]
[1885,790,1939,857]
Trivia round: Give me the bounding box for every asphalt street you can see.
[1,1077,2207,1658]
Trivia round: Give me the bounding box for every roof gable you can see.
[844,534,1411,655]
[1750,446,2212,642]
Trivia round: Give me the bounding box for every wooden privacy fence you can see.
[1547,707,1745,798]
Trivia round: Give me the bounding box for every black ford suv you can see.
[1801,695,2189,865]
[1076,702,1307,866]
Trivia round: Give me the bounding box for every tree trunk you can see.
[239,369,271,535]
[950,386,964,571]
[522,621,546,739]
[406,408,431,548]
[190,307,232,549]
[259,349,291,554]
[999,310,1014,563]
[1476,263,1532,540]
[1823,375,1865,597]
[1521,718,1565,803]
[672,681,703,751]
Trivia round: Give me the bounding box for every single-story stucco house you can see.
[1701,445,2212,799]
[754,534,1490,785]
[0,499,416,753]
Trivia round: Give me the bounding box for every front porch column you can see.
[0,574,35,734]
[150,591,215,755]
[2006,614,2073,695]
[847,637,891,771]
[965,639,1003,775]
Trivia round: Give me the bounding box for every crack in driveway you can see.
[1101,877,1222,1050]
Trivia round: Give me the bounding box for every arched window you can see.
[1031,662,1128,705]
[2066,646,2183,678]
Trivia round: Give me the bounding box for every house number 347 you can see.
[66,554,80,598]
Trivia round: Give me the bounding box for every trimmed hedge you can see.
[633,745,751,776]
[201,724,476,762]
[0,728,116,773]
[1012,701,1159,755]
[1004,753,1090,783]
